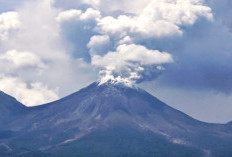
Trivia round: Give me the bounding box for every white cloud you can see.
[0,11,21,40]
[0,0,224,106]
[81,8,101,20]
[57,0,212,54]
[82,0,150,14]
[0,74,59,106]
[92,44,173,84]
[0,0,97,106]
[0,50,46,69]
[94,44,173,66]
[97,15,182,39]
[83,0,100,7]
[87,35,110,55]
[56,9,82,22]
[56,8,101,22]
[141,0,213,26]
[95,0,212,40]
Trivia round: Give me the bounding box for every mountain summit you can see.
[1,82,232,157]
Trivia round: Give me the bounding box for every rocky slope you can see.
[1,82,232,157]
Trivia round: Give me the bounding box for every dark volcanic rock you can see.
[1,82,232,157]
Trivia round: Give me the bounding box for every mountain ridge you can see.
[1,82,232,157]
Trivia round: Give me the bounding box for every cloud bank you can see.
[0,0,232,108]
[55,0,213,85]
[0,74,58,106]
[0,0,97,106]
[92,44,173,85]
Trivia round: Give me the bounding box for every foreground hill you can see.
[1,82,232,157]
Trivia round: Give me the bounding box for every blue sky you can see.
[0,0,232,123]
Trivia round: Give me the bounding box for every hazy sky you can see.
[0,0,232,123]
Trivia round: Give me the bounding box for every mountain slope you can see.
[1,82,232,157]
[0,91,28,145]
[0,91,27,124]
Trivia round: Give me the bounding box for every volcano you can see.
[1,81,232,157]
